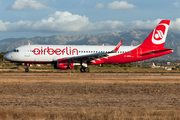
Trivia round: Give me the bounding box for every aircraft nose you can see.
[4,53,12,61]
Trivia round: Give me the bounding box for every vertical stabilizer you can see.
[140,20,170,48]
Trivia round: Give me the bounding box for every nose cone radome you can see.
[4,53,12,61]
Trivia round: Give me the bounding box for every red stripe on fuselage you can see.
[101,48,173,64]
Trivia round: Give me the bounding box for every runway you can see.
[1,72,180,83]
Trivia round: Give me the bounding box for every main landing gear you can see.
[25,63,30,72]
[80,67,89,72]
[80,63,89,72]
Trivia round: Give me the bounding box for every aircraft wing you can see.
[60,40,123,62]
[68,52,108,62]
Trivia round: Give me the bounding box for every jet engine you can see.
[54,59,73,69]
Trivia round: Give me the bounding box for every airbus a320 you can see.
[4,20,173,72]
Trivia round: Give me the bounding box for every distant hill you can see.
[0,29,180,60]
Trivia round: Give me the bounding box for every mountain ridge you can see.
[0,29,179,59]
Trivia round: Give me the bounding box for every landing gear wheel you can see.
[80,67,85,72]
[80,67,89,72]
[25,68,29,72]
[84,67,89,72]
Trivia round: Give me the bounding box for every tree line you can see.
[0,52,8,61]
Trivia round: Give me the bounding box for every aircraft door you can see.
[25,47,30,57]
[137,47,142,58]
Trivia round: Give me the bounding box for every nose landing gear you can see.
[25,63,30,72]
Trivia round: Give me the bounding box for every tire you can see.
[25,68,29,72]
[85,67,89,72]
[80,67,85,72]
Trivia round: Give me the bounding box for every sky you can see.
[0,0,180,40]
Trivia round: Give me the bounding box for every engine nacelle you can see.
[54,59,74,69]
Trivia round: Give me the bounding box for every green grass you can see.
[0,60,178,73]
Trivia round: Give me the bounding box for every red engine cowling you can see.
[55,59,74,69]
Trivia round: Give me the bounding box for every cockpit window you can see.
[12,49,19,52]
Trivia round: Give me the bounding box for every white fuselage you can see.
[4,45,137,63]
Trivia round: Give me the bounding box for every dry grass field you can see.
[0,73,180,120]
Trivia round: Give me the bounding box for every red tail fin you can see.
[140,20,170,48]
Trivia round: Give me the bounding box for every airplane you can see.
[4,20,173,72]
[151,63,161,68]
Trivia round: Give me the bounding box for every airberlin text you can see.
[32,47,78,55]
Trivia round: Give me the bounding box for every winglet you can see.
[113,40,123,52]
